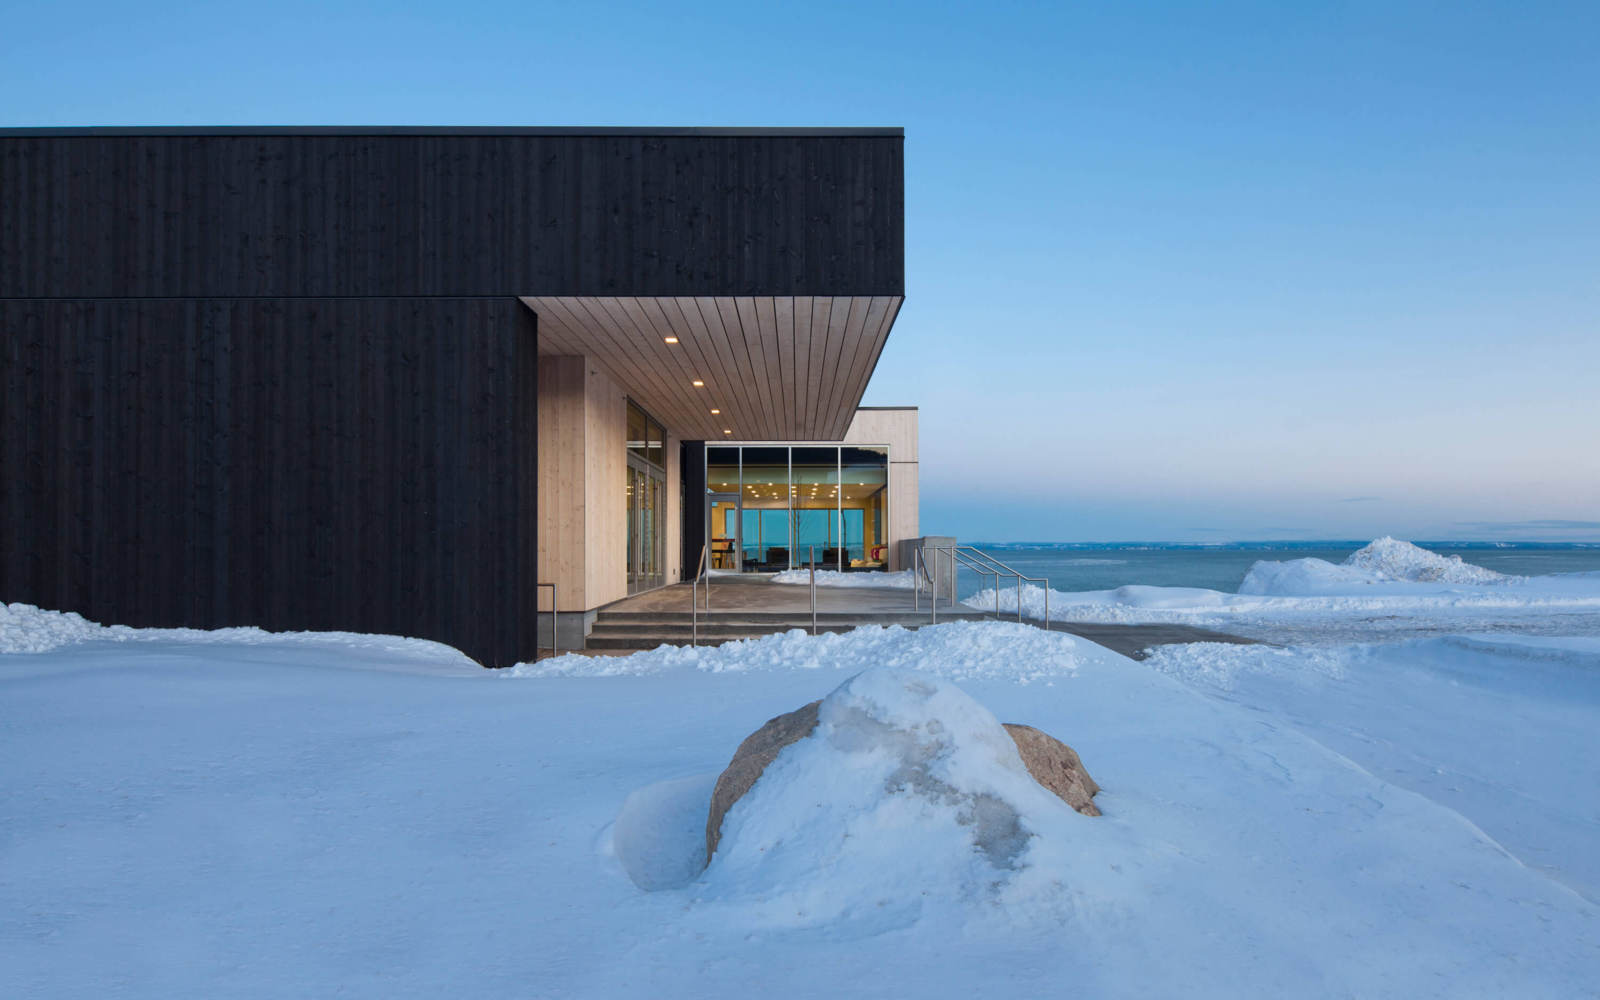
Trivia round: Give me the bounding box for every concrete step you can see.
[586,632,785,650]
[585,623,968,651]
[587,622,859,639]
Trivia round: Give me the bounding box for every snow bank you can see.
[0,602,111,653]
[6,619,1599,996]
[0,601,480,671]
[511,619,1082,683]
[698,667,1088,926]
[770,568,915,589]
[1240,536,1513,595]
[1143,635,1600,902]
[1343,536,1513,583]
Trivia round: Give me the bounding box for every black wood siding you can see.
[0,297,538,666]
[0,134,904,298]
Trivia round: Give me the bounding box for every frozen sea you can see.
[965,541,1600,595]
[957,540,1600,644]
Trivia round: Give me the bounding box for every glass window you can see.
[625,400,667,593]
[791,446,840,570]
[841,446,888,568]
[627,401,649,463]
[738,446,790,571]
[646,416,664,470]
[706,446,740,570]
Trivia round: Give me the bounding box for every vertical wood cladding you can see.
[0,133,904,298]
[0,297,538,666]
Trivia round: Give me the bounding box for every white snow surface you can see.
[1240,535,1514,593]
[770,568,915,588]
[968,538,1600,643]
[5,611,1599,997]
[1144,634,1600,903]
[0,601,480,669]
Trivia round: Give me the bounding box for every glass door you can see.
[627,455,666,595]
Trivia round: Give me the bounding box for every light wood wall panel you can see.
[845,407,919,571]
[887,461,920,571]
[537,355,588,611]
[584,363,629,609]
[666,432,682,584]
[844,407,919,462]
[527,295,902,441]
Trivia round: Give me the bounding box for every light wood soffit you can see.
[523,296,900,441]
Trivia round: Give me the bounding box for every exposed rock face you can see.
[1002,723,1101,817]
[705,700,822,863]
[704,700,1099,863]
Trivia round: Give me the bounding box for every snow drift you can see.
[770,568,915,589]
[1240,536,1513,594]
[6,611,1600,996]
[696,668,1090,925]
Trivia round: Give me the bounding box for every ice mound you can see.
[1344,536,1511,584]
[1240,537,1512,595]
[696,667,1089,927]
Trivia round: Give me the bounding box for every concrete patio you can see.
[572,573,1260,660]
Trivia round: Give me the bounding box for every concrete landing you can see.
[585,574,1263,659]
[604,573,965,616]
[1029,619,1264,660]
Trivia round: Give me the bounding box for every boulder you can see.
[1003,723,1101,817]
[705,700,1099,863]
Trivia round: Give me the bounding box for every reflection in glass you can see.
[791,446,841,570]
[626,398,667,593]
[702,444,890,576]
[841,446,889,567]
[738,446,790,571]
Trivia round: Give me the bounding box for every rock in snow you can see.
[704,669,1100,864]
[1003,722,1101,816]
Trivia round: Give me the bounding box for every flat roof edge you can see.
[0,125,904,138]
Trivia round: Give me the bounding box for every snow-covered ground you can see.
[968,537,1600,643]
[4,605,1598,997]
[770,568,915,588]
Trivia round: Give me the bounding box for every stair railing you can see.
[690,544,709,647]
[921,545,1050,627]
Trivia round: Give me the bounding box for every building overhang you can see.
[524,295,902,441]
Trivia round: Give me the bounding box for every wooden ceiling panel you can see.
[522,295,900,441]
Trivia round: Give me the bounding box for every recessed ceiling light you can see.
[723,429,732,435]
[710,408,720,414]
[664,336,679,344]
[692,380,704,387]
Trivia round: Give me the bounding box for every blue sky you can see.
[4,1,1596,542]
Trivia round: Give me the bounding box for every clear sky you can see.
[4,0,1596,542]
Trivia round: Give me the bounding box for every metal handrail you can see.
[955,546,1051,625]
[535,582,558,660]
[920,545,1051,627]
[690,544,709,647]
[809,546,818,635]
